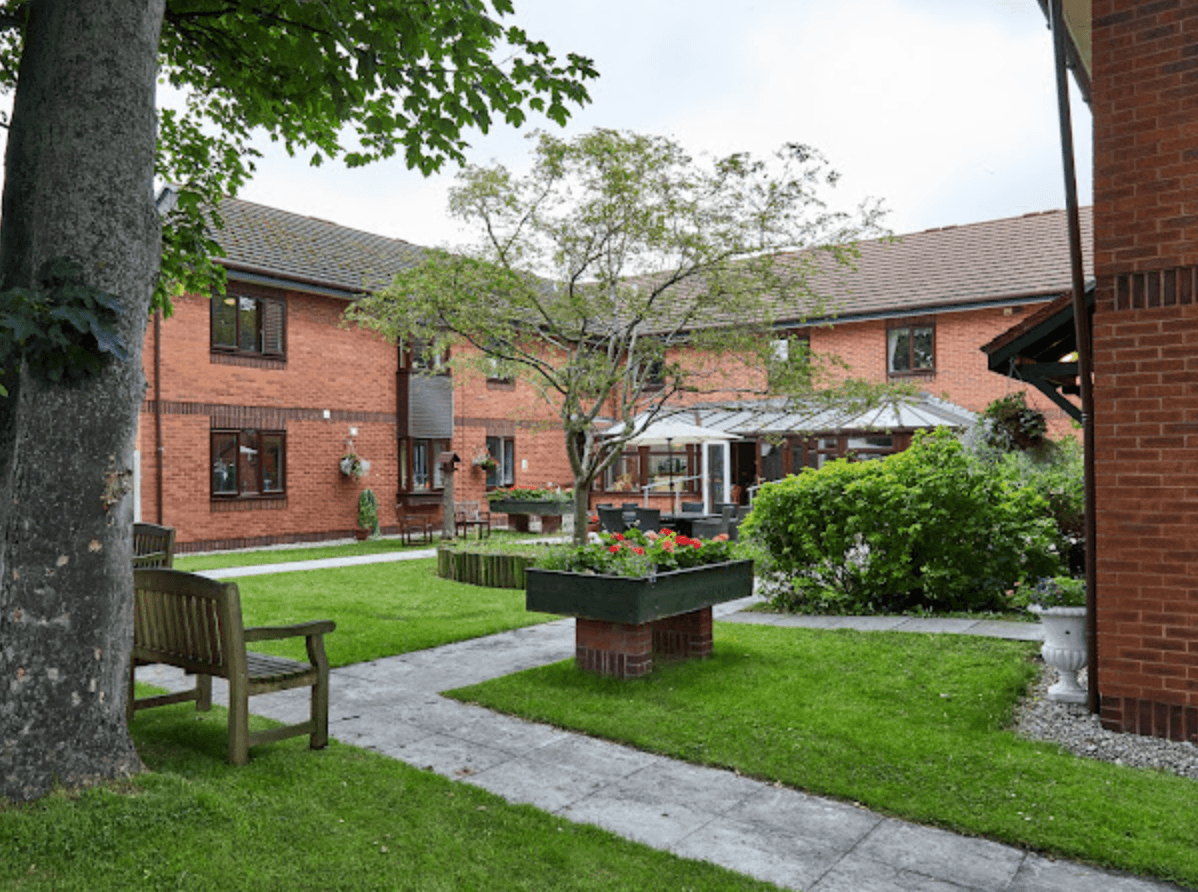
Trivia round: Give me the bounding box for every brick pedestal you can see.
[576,618,654,678]
[575,607,713,679]
[652,606,713,659]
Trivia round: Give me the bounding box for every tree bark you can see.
[0,0,165,801]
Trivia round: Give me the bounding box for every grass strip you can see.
[446,624,1198,887]
[173,532,552,572]
[0,703,778,892]
[221,559,558,667]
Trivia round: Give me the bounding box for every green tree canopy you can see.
[348,128,896,542]
[0,0,594,802]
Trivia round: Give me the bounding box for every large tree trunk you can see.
[0,0,165,801]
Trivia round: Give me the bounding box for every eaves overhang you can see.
[1035,0,1092,102]
[222,260,367,301]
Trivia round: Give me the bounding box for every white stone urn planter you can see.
[1031,605,1088,703]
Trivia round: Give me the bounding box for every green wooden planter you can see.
[436,547,533,589]
[488,499,570,516]
[525,559,753,625]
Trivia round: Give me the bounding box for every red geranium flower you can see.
[632,546,645,555]
[613,532,625,541]
[608,544,621,554]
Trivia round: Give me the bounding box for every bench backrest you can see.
[133,522,176,568]
[133,569,247,681]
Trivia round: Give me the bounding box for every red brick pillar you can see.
[1090,0,1198,742]
[575,618,653,678]
[651,607,713,659]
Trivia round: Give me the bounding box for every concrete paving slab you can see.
[960,620,1044,641]
[470,756,608,812]
[810,852,978,892]
[604,758,764,816]
[531,733,667,782]
[556,791,714,848]
[1007,854,1183,892]
[670,816,846,891]
[828,616,912,632]
[889,618,981,635]
[725,785,881,847]
[850,819,1025,892]
[384,731,514,779]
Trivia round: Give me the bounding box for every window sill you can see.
[211,351,286,370]
[887,369,936,379]
[211,496,288,512]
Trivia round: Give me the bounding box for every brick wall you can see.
[1090,0,1198,741]
[139,287,401,550]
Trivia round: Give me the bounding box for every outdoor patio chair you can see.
[635,507,661,533]
[597,506,626,534]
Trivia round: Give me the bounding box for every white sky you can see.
[234,0,1093,251]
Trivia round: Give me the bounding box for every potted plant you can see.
[472,450,499,472]
[340,451,369,479]
[357,488,380,540]
[488,485,574,533]
[1028,576,1088,703]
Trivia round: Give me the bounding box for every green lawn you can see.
[0,703,778,892]
[220,558,557,667]
[447,624,1198,887]
[173,531,556,573]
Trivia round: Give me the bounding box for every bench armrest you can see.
[244,620,336,642]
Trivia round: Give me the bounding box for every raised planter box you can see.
[436,547,534,589]
[526,559,753,624]
[489,499,571,534]
[527,559,753,678]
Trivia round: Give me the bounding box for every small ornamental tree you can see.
[348,128,895,543]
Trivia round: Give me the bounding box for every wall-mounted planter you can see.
[526,559,753,625]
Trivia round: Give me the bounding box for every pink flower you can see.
[632,546,645,555]
[713,533,729,542]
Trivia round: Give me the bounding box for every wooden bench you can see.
[399,513,434,545]
[127,568,335,765]
[133,522,176,568]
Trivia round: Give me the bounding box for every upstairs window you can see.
[485,436,516,488]
[769,333,811,388]
[886,322,934,374]
[212,294,286,358]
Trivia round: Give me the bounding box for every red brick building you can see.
[989,1,1198,742]
[138,196,1090,551]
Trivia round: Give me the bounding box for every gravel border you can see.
[1012,661,1198,781]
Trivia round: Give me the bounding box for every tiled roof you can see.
[210,195,1092,318]
[215,197,424,295]
[787,206,1093,323]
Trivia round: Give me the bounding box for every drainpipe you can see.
[1049,0,1099,714]
[154,308,164,525]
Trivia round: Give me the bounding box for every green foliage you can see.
[0,3,597,312]
[995,435,1085,542]
[741,429,1063,613]
[486,484,572,504]
[537,528,737,577]
[979,391,1048,452]
[1027,575,1086,609]
[0,256,128,389]
[357,488,380,537]
[348,128,894,542]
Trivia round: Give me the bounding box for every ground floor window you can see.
[211,429,285,497]
[602,446,697,494]
[485,436,516,488]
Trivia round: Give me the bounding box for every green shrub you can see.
[741,429,1063,614]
